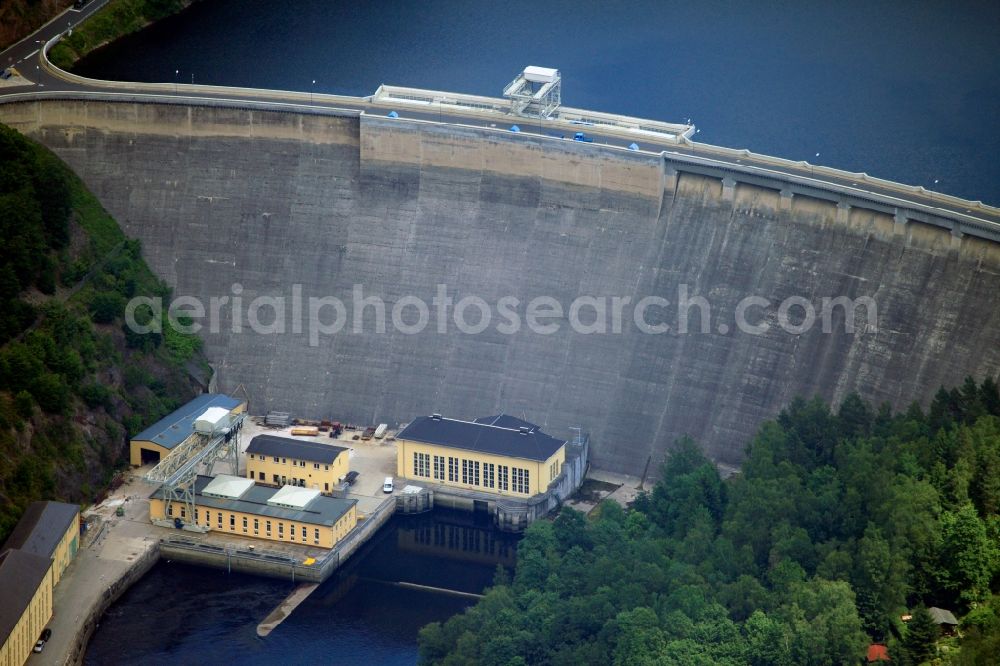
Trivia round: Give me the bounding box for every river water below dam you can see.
[84,511,518,665]
[72,0,1000,204]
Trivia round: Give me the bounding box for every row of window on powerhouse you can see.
[165,504,335,545]
[248,470,334,491]
[248,453,333,471]
[412,452,539,494]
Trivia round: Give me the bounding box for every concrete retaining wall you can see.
[397,491,434,514]
[64,543,160,666]
[159,499,395,583]
[160,539,319,581]
[496,437,590,531]
[3,99,1000,473]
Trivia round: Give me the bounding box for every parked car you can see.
[33,628,51,653]
[344,471,359,485]
[383,477,394,493]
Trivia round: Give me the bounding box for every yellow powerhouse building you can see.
[129,394,246,467]
[149,475,357,549]
[0,550,52,666]
[0,500,79,666]
[245,435,349,494]
[396,414,567,497]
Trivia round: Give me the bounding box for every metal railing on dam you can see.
[0,89,365,119]
[658,149,1000,243]
[1,30,997,245]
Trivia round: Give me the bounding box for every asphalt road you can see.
[1,0,110,81]
[2,0,998,232]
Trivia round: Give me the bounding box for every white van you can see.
[383,477,394,493]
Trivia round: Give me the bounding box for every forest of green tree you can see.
[419,381,1000,665]
[0,123,203,542]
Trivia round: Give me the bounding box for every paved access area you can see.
[30,474,160,666]
[562,468,646,515]
[238,419,399,515]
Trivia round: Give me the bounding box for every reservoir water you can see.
[84,512,518,665]
[72,0,1000,204]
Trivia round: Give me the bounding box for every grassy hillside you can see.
[0,123,207,542]
[49,0,197,71]
[420,383,1000,665]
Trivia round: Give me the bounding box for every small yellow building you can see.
[0,549,53,666]
[129,393,246,467]
[396,414,567,497]
[245,435,349,494]
[149,475,357,549]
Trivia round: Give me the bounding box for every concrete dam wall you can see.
[4,99,1000,473]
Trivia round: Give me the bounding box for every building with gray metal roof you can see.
[150,475,356,527]
[133,394,243,450]
[247,435,348,465]
[0,549,53,661]
[130,394,245,466]
[398,414,565,462]
[2,501,78,561]
[474,414,541,432]
[928,607,959,626]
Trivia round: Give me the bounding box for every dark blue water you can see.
[84,512,518,665]
[73,0,1000,204]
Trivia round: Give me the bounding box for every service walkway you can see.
[30,475,160,666]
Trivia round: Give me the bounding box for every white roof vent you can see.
[268,485,321,510]
[202,474,254,500]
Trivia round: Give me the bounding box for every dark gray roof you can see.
[247,435,348,464]
[474,414,540,431]
[398,415,565,462]
[928,607,959,625]
[132,394,243,450]
[0,548,52,644]
[1,501,79,559]
[150,476,356,527]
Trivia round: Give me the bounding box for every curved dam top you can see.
[4,96,999,474]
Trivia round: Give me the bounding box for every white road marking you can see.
[26,49,39,59]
